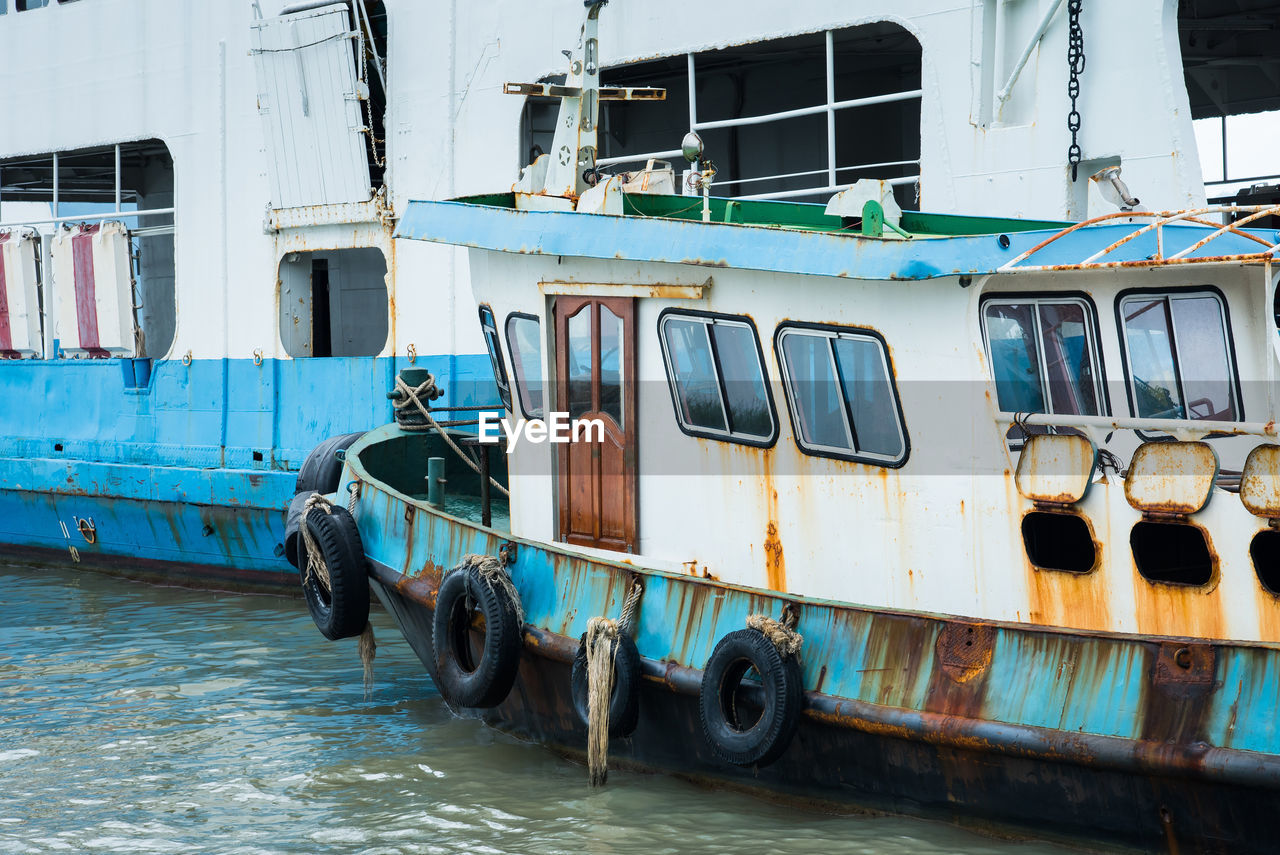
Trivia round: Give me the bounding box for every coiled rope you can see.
[392,374,510,498]
[586,575,644,787]
[300,492,376,695]
[746,603,803,658]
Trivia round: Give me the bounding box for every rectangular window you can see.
[17,0,49,9]
[505,313,544,418]
[478,305,512,411]
[982,297,1103,416]
[776,325,906,465]
[521,22,922,205]
[1120,291,1239,421]
[659,311,775,445]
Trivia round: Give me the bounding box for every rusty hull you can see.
[346,436,1280,853]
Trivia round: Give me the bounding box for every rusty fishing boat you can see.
[290,3,1280,851]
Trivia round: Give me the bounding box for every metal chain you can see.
[357,27,386,169]
[1066,0,1085,181]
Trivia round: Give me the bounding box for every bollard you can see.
[426,457,446,507]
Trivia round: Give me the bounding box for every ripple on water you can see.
[0,565,1075,855]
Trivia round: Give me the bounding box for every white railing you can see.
[599,29,921,202]
[0,208,175,232]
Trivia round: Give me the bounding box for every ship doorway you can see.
[278,248,388,358]
[553,295,637,553]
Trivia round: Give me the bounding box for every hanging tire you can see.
[569,631,641,738]
[299,504,370,641]
[283,491,311,570]
[698,628,803,768]
[295,432,365,496]
[432,563,523,708]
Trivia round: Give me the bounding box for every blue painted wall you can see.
[0,351,496,581]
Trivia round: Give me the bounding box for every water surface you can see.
[0,565,1074,854]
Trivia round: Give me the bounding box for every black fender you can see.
[299,504,370,641]
[432,564,523,708]
[698,628,803,768]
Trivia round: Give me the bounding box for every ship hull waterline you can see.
[344,471,1280,855]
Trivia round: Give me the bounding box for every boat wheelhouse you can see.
[287,3,1280,851]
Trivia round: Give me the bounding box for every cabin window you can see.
[505,313,544,418]
[277,248,388,357]
[1119,291,1238,421]
[479,305,512,411]
[658,311,775,445]
[982,297,1103,416]
[16,0,49,9]
[520,22,922,206]
[776,325,906,465]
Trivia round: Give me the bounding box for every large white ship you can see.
[0,0,1274,589]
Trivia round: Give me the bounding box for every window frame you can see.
[504,311,544,419]
[773,321,909,467]
[657,308,779,448]
[1114,286,1243,423]
[478,304,512,412]
[979,291,1110,417]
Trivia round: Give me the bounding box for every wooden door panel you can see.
[555,295,637,552]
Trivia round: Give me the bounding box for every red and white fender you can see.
[0,228,43,358]
[52,222,135,357]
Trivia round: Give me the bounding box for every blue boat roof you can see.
[395,195,1280,281]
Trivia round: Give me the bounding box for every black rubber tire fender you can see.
[569,631,641,738]
[698,628,803,768]
[294,432,365,496]
[299,504,370,641]
[432,565,523,708]
[283,491,311,570]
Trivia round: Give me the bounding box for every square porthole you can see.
[1131,521,1214,586]
[1021,511,1096,573]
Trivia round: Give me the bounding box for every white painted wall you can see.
[0,0,1207,363]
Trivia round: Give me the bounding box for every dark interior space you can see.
[1022,511,1097,573]
[1131,521,1215,586]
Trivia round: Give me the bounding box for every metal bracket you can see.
[499,541,519,566]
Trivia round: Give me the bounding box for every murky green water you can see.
[0,565,1075,855]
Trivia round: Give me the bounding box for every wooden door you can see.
[554,295,637,552]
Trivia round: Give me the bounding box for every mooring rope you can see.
[299,493,334,592]
[746,602,803,658]
[358,621,376,697]
[586,575,644,787]
[301,491,376,695]
[453,553,524,625]
[347,479,361,517]
[392,374,510,498]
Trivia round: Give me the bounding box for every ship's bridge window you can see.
[775,324,906,466]
[479,305,512,412]
[981,297,1103,416]
[520,22,922,207]
[1119,290,1239,421]
[505,313,543,418]
[277,248,388,358]
[658,310,776,445]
